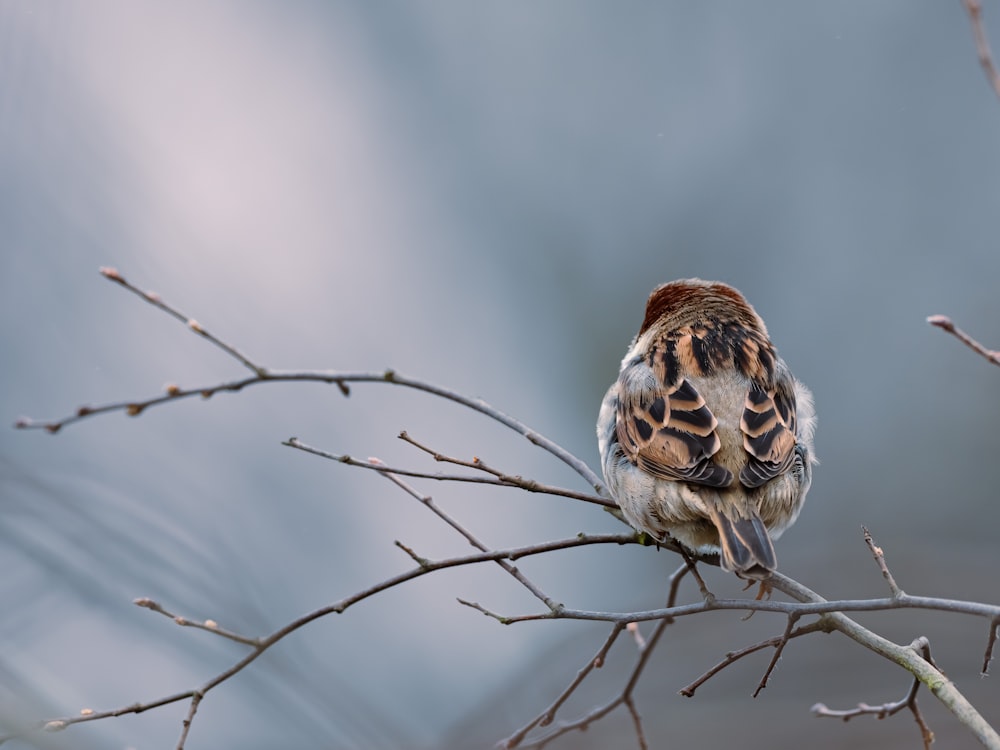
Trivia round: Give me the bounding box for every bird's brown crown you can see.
[638,279,767,337]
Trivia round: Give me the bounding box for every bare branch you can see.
[753,613,800,697]
[623,696,648,750]
[11,268,606,492]
[813,637,937,750]
[398,430,620,510]
[133,598,259,647]
[961,0,1000,102]
[457,598,530,625]
[502,623,627,747]
[98,267,267,376]
[4,533,634,746]
[282,436,615,509]
[680,619,830,697]
[928,314,1000,368]
[625,622,646,650]
[984,617,1000,676]
[771,575,1000,748]
[483,591,1000,627]
[680,550,714,601]
[13,269,1000,749]
[505,564,690,749]
[15,366,604,491]
[394,540,431,567]
[863,526,903,597]
[374,469,566,612]
[176,691,203,750]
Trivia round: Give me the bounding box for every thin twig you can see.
[374,470,563,612]
[680,619,830,697]
[98,267,267,376]
[813,637,936,750]
[176,692,203,750]
[680,550,714,602]
[983,617,1000,676]
[133,598,259,646]
[771,574,998,748]
[928,314,1000,368]
[961,0,1000,102]
[623,696,648,750]
[753,613,800,697]
[458,598,544,625]
[12,268,1000,749]
[505,564,689,749]
[500,624,626,747]
[6,533,636,744]
[10,537,1000,744]
[398,430,619,510]
[282,437,614,508]
[863,526,903,597]
[13,269,606,494]
[474,592,1000,627]
[626,622,647,650]
[379,463,656,749]
[15,366,604,492]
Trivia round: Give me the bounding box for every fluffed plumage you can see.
[597,279,816,578]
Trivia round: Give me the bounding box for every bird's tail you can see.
[706,504,776,578]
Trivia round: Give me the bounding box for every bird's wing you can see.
[739,378,799,488]
[615,339,733,487]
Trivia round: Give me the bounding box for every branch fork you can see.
[9,267,1000,749]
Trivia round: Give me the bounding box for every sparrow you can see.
[597,279,816,578]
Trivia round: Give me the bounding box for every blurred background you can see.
[3,2,1000,748]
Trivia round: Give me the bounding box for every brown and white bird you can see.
[597,279,816,578]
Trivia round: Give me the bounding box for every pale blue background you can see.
[3,3,1000,748]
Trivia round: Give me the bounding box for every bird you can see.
[597,279,816,578]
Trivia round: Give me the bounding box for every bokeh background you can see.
[3,3,1000,748]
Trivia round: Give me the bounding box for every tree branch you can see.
[771,573,1000,749]
[503,563,691,749]
[11,268,1000,749]
[961,0,1000,102]
[0,533,636,747]
[282,436,615,508]
[812,637,937,750]
[680,619,830,697]
[928,314,1000,368]
[14,269,605,494]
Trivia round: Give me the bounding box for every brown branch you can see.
[176,691,203,750]
[98,267,267,376]
[500,623,627,745]
[12,269,1000,748]
[504,564,689,749]
[680,619,830,697]
[491,563,1000,747]
[753,612,800,697]
[962,0,1000,102]
[984,617,1000,675]
[864,526,903,596]
[625,622,647,650]
[397,430,603,505]
[14,367,604,492]
[771,574,999,748]
[373,469,566,612]
[623,696,648,750]
[813,637,936,750]
[133,598,259,646]
[480,591,1000,627]
[2,533,635,747]
[282,436,615,509]
[680,549,714,601]
[928,314,1000,368]
[14,268,606,494]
